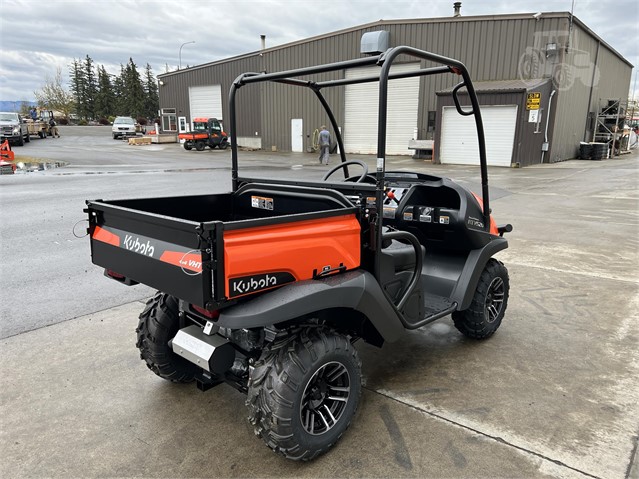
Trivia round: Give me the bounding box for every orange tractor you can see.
[178,117,229,151]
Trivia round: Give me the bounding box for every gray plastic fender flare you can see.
[217,270,405,342]
[451,237,509,310]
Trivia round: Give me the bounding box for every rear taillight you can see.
[191,304,220,319]
[106,269,125,280]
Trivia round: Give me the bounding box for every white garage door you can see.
[189,85,223,121]
[440,105,518,167]
[344,63,420,155]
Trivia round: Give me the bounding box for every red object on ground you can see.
[0,139,15,161]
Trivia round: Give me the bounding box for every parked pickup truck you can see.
[0,112,30,146]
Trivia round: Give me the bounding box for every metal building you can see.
[157,10,632,167]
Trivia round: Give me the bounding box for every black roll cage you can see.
[228,45,490,265]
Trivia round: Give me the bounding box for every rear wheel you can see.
[452,258,509,339]
[184,143,192,150]
[136,292,198,382]
[247,327,361,461]
[195,141,205,151]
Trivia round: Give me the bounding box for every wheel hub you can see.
[300,361,350,435]
[485,277,505,323]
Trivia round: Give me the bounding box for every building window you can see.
[162,113,177,132]
[427,111,436,132]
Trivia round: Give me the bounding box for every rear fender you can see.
[216,270,405,342]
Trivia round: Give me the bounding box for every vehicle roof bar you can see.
[315,65,452,88]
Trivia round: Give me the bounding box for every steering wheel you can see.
[322,160,369,183]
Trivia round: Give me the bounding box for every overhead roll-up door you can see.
[189,85,223,121]
[344,63,420,155]
[440,105,518,166]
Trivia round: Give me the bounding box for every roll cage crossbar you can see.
[228,44,490,243]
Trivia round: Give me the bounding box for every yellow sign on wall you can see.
[526,92,541,110]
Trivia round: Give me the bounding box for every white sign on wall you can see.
[528,109,539,123]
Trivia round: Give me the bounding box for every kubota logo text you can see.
[123,235,155,257]
[232,274,277,294]
[228,272,295,297]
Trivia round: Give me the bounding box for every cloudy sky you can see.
[0,0,637,101]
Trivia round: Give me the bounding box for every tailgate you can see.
[87,200,214,307]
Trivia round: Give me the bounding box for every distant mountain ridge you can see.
[0,101,37,112]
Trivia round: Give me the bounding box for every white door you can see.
[189,85,223,121]
[291,118,303,152]
[344,63,420,155]
[178,116,187,133]
[439,105,518,167]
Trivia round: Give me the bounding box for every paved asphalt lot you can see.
[1,126,638,478]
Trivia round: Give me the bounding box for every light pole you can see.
[179,41,195,70]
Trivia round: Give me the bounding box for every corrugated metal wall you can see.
[158,55,261,138]
[551,23,632,161]
[158,13,632,160]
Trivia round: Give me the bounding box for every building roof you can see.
[436,78,551,95]
[158,11,632,79]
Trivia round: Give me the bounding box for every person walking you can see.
[318,125,331,165]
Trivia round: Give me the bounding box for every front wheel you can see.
[195,141,205,151]
[452,258,509,339]
[25,133,30,143]
[218,141,228,150]
[247,328,361,461]
[184,142,192,150]
[135,292,199,382]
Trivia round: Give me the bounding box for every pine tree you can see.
[95,65,115,119]
[112,64,125,115]
[143,63,159,120]
[69,58,85,118]
[84,55,97,120]
[123,58,145,120]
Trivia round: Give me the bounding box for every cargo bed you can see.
[87,183,362,308]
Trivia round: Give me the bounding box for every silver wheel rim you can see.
[300,361,350,435]
[485,277,505,323]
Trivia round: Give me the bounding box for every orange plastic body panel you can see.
[472,193,498,235]
[178,132,209,141]
[223,214,361,298]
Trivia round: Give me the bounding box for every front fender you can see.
[217,270,405,342]
[451,237,508,310]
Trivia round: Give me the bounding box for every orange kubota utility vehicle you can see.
[178,117,229,151]
[86,46,512,461]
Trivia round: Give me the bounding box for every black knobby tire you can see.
[135,292,198,382]
[15,135,24,146]
[452,258,509,339]
[195,141,205,151]
[25,133,30,143]
[247,327,362,461]
[218,141,228,150]
[184,143,192,150]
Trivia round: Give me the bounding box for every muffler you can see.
[170,325,235,374]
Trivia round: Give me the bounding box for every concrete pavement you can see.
[1,146,638,478]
